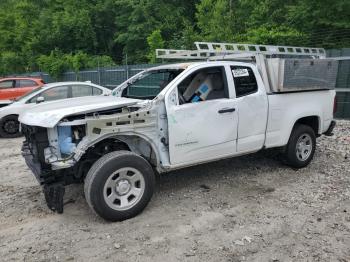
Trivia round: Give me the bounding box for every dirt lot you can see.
[0,121,349,262]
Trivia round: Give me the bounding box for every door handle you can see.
[218,108,236,114]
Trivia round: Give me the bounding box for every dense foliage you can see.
[0,0,349,75]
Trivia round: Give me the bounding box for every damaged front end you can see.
[19,66,185,215]
[21,100,169,213]
[21,124,67,213]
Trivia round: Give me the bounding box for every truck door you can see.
[228,65,268,153]
[165,65,238,165]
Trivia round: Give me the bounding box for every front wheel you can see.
[284,124,316,168]
[84,151,155,221]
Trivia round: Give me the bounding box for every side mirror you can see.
[36,96,45,104]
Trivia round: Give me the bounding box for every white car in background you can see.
[0,82,111,138]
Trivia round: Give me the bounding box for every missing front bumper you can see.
[21,142,43,183]
[22,143,66,213]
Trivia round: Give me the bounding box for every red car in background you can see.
[0,77,45,103]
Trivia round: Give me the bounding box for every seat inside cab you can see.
[178,67,227,104]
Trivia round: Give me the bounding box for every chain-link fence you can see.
[327,49,350,119]
[39,63,160,89]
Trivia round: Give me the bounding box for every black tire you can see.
[84,151,155,222]
[0,115,21,138]
[284,124,316,168]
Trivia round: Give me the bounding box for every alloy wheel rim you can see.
[296,133,313,161]
[4,120,19,134]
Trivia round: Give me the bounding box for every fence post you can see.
[98,59,101,85]
[125,53,129,81]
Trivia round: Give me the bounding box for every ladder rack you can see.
[156,42,327,60]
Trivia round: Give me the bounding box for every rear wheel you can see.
[284,124,316,168]
[0,115,21,138]
[84,151,155,221]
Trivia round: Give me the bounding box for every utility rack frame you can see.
[156,42,337,93]
[156,42,327,60]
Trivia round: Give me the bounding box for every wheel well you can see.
[2,114,19,120]
[0,114,20,126]
[114,135,159,167]
[294,116,320,135]
[73,138,130,180]
[75,136,158,181]
[85,138,130,159]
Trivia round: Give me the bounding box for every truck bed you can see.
[265,89,336,148]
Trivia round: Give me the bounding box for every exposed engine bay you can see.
[21,99,170,213]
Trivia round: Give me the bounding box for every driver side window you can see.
[177,66,228,105]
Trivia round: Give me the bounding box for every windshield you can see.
[122,69,183,100]
[15,87,42,102]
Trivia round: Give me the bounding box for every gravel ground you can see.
[0,121,349,262]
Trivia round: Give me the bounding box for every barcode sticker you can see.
[232,69,249,77]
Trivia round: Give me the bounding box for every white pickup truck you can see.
[19,42,337,221]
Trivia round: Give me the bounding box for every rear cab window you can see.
[231,66,258,97]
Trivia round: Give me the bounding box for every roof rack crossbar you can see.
[156,42,326,60]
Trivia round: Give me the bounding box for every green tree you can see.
[37,50,69,80]
[85,55,116,69]
[0,0,349,76]
[196,0,235,42]
[0,52,26,76]
[147,29,165,63]
[65,52,90,75]
[114,0,199,63]
[287,0,350,48]
[245,26,306,46]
